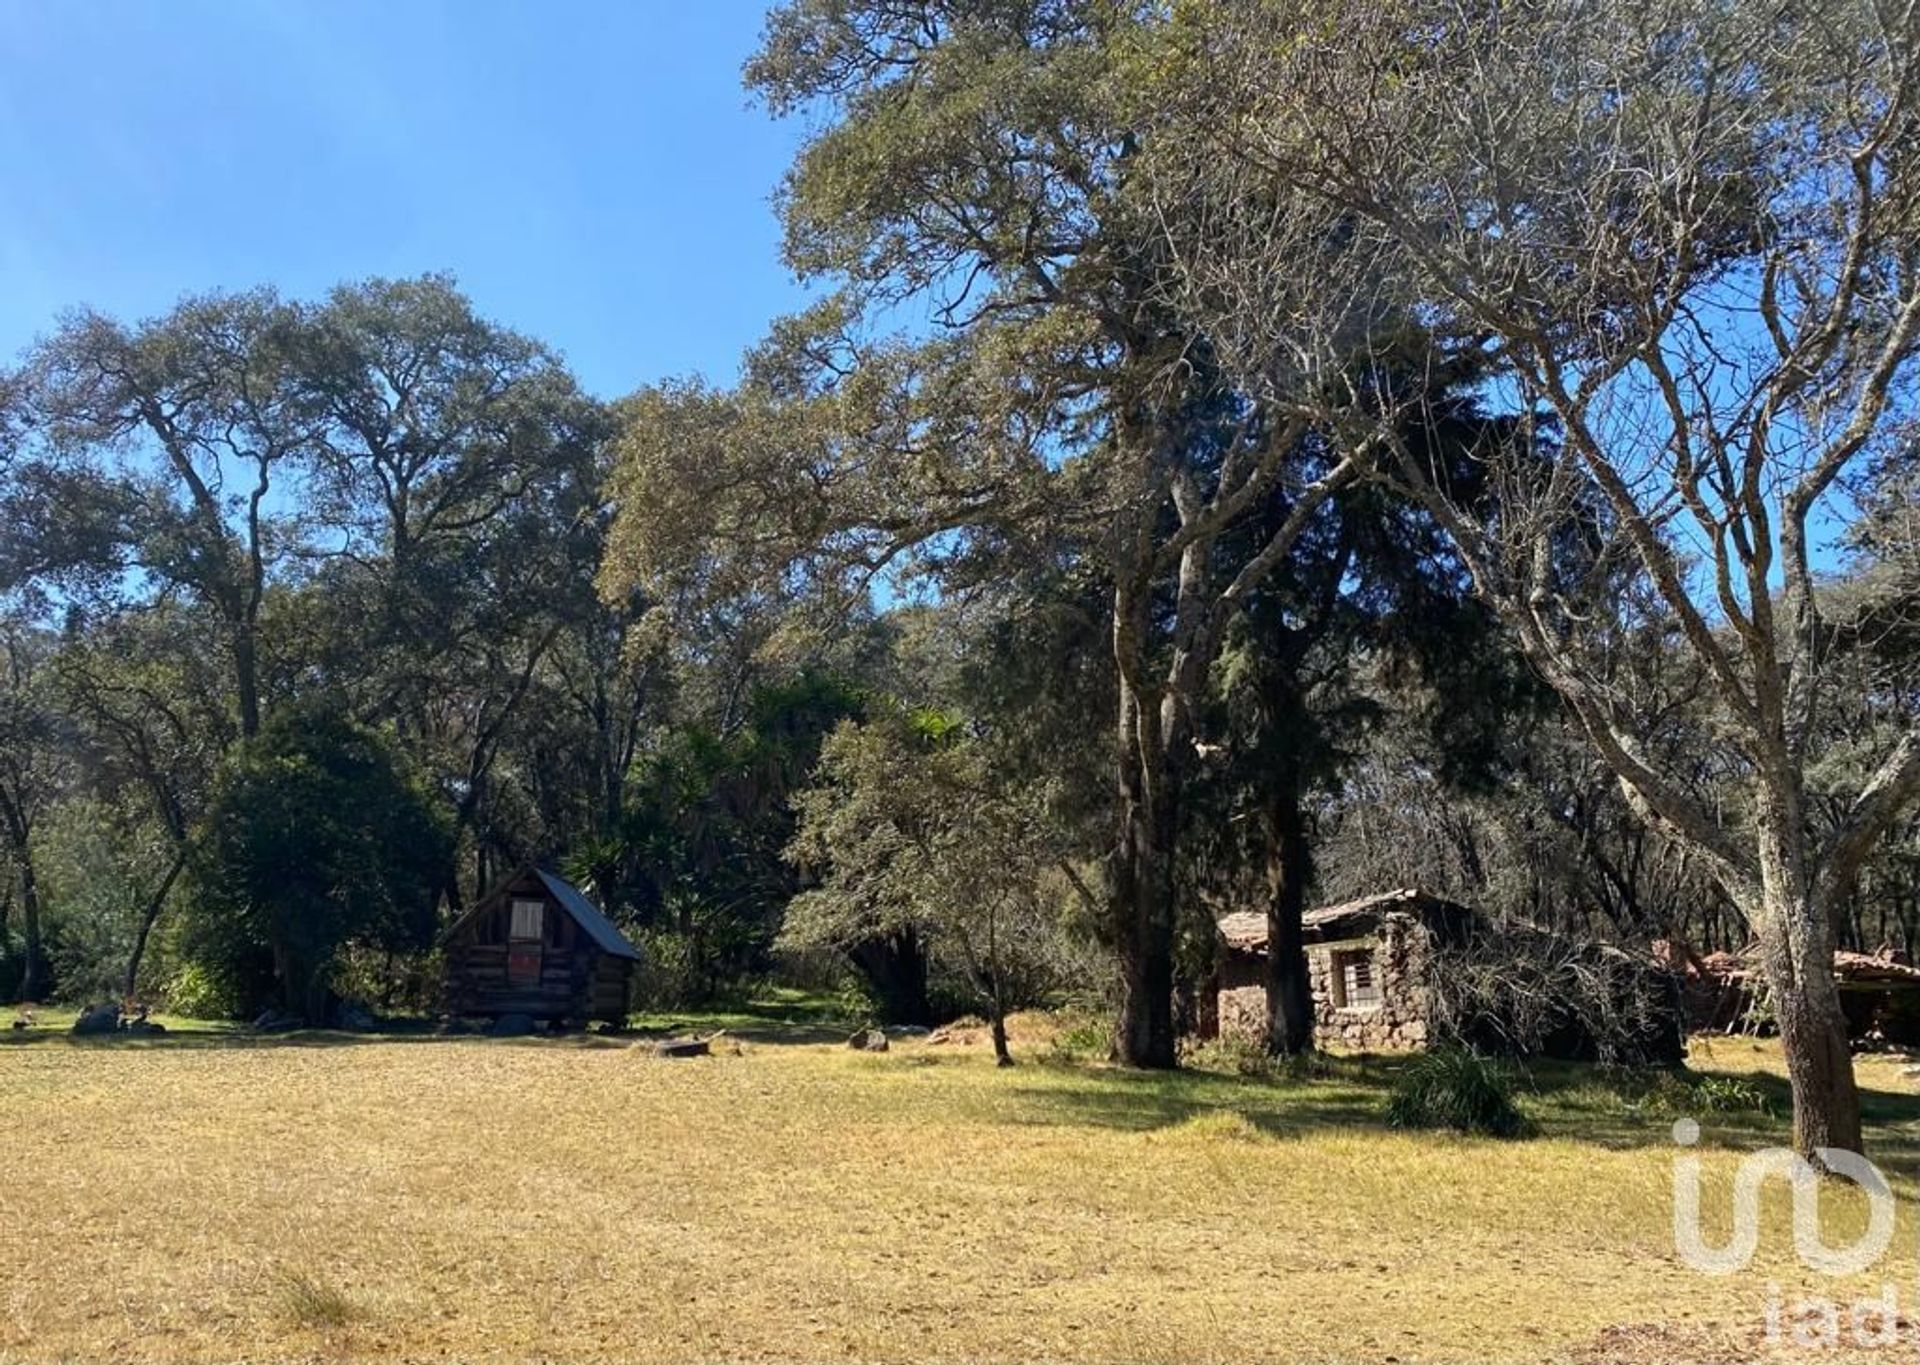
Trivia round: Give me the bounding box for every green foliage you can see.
[161,961,243,1021]
[1046,1013,1113,1062]
[783,701,1081,1031]
[1385,1049,1534,1139]
[34,795,177,1002]
[1687,1075,1775,1117]
[181,704,450,1018]
[1182,1033,1279,1079]
[1612,1069,1775,1120]
[582,672,868,1007]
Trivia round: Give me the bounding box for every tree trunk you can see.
[1111,683,1179,1068]
[123,850,187,1002]
[1105,775,1175,1075]
[272,943,329,1024]
[1752,802,1863,1158]
[17,855,46,1004]
[848,930,934,1026]
[1264,781,1316,1056]
[1757,890,1863,1158]
[1114,917,1176,1067]
[233,620,261,739]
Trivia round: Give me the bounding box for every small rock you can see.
[70,1003,121,1037]
[334,1000,377,1032]
[847,1028,890,1052]
[123,1019,167,1036]
[490,1013,537,1038]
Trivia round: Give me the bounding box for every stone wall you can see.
[1216,953,1267,1042]
[1217,912,1434,1051]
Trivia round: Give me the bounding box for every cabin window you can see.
[1331,948,1380,1010]
[510,899,546,942]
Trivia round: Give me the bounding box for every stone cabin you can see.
[1215,888,1476,1051]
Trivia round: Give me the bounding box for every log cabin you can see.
[441,867,640,1026]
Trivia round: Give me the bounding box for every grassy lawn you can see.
[3,1013,1918,1364]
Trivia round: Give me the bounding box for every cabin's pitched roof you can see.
[1217,911,1270,953]
[1218,888,1476,955]
[532,868,642,961]
[443,865,643,961]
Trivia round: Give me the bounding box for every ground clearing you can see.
[3,1017,1916,1363]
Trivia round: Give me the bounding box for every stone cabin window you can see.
[1330,947,1381,1010]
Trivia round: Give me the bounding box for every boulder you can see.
[847,1028,890,1052]
[334,1000,378,1032]
[490,1013,537,1038]
[70,1004,121,1037]
[124,1019,167,1036]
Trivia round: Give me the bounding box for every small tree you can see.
[185,704,448,1020]
[784,706,1073,1065]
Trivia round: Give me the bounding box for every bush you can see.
[1625,1069,1775,1119]
[1183,1033,1277,1077]
[1044,1012,1111,1062]
[162,961,244,1020]
[1690,1074,1774,1115]
[1385,1048,1534,1138]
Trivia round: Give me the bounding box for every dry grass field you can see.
[4,1014,1919,1364]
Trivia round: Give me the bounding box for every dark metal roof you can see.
[533,869,642,960]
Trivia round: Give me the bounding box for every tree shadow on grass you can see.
[982,1048,1920,1163]
[0,1012,855,1051]
[994,1055,1402,1138]
[0,1026,633,1052]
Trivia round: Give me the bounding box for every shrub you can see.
[1385,1048,1534,1138]
[163,961,244,1020]
[1183,1033,1279,1078]
[1628,1069,1775,1119]
[1690,1074,1774,1115]
[1042,1011,1111,1062]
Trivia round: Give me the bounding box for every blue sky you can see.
[0,0,813,397]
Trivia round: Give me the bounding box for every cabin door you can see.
[508,898,546,986]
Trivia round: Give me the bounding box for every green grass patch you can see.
[1385,1047,1534,1138]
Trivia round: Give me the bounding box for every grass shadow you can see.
[973,1043,1920,1161]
